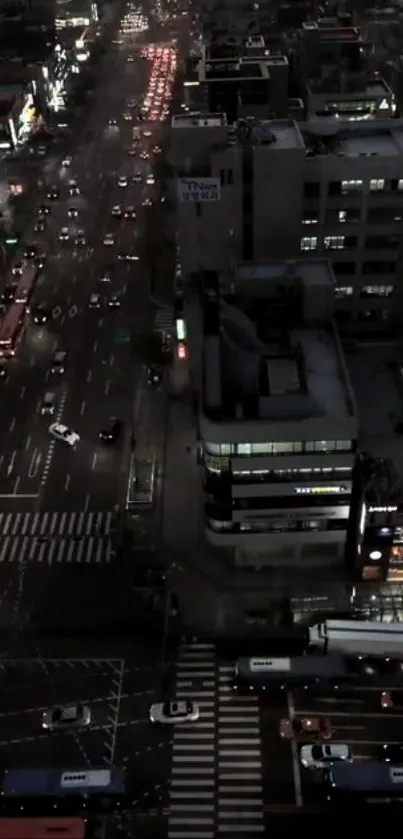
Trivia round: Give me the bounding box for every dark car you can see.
[378,743,403,762]
[1,284,16,304]
[24,244,38,258]
[37,204,51,216]
[47,187,60,200]
[99,418,122,444]
[380,689,403,710]
[124,206,136,219]
[32,303,51,325]
[0,363,8,381]
[34,219,47,233]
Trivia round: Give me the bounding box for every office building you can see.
[183,42,289,121]
[171,113,403,333]
[200,259,358,567]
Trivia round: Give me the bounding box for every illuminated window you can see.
[370,179,385,192]
[360,285,393,298]
[324,236,345,250]
[301,236,317,251]
[341,179,363,194]
[335,286,353,298]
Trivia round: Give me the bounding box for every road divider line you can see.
[287,691,303,807]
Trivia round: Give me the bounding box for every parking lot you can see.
[260,683,403,809]
[0,657,171,795]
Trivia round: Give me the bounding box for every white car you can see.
[62,156,72,166]
[149,700,199,724]
[146,174,155,185]
[118,176,128,187]
[132,172,142,183]
[49,423,80,446]
[111,205,122,217]
[300,743,351,770]
[103,233,115,246]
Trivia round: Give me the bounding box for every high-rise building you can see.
[171,113,403,334]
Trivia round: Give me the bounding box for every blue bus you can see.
[234,655,353,692]
[327,761,403,805]
[0,768,128,816]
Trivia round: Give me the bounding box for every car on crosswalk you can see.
[42,702,91,731]
[49,423,80,447]
[300,743,351,769]
[149,700,199,724]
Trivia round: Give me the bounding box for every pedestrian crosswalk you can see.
[0,511,114,565]
[169,642,264,838]
[154,306,173,334]
[0,511,113,537]
[217,663,264,834]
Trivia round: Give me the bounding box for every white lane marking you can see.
[25,435,31,451]
[40,389,67,487]
[64,474,71,491]
[287,692,303,807]
[87,369,92,382]
[28,450,41,479]
[92,453,97,470]
[84,493,90,512]
[104,380,110,395]
[9,418,15,432]
[93,340,98,352]
[80,400,86,415]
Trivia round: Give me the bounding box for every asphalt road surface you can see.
[0,37,156,514]
[0,1,179,632]
[0,6,178,836]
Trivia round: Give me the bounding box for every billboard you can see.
[177,177,220,202]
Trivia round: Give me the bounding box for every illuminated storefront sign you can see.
[13,93,37,142]
[295,485,348,495]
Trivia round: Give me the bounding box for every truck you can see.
[308,619,403,657]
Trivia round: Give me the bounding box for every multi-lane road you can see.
[0,29,154,515]
[0,5,175,596]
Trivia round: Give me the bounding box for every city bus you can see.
[0,768,128,816]
[13,263,38,306]
[234,655,353,692]
[327,761,403,805]
[0,817,86,838]
[308,619,403,657]
[0,302,26,357]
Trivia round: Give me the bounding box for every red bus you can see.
[14,263,37,306]
[0,302,26,357]
[0,818,86,838]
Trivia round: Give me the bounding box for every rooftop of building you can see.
[202,58,269,80]
[302,117,403,158]
[172,111,227,128]
[301,23,362,41]
[308,73,391,97]
[202,261,355,424]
